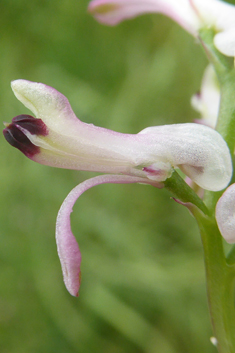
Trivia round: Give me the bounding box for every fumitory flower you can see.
[3,79,232,296]
[88,0,235,57]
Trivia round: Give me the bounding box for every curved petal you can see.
[88,0,199,34]
[56,174,162,296]
[139,123,232,191]
[216,184,235,244]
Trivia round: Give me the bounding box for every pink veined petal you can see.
[56,174,162,296]
[216,184,235,244]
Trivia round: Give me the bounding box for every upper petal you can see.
[11,79,79,129]
[10,80,151,174]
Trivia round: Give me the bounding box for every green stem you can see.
[227,246,235,266]
[163,171,235,352]
[192,30,235,352]
[163,170,235,352]
[164,170,209,215]
[193,210,235,353]
[163,169,235,352]
[158,28,235,351]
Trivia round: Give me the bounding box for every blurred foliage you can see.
[0,0,232,352]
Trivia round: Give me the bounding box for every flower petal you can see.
[214,28,235,57]
[139,123,232,191]
[194,0,235,32]
[11,80,160,175]
[191,64,220,128]
[11,79,78,128]
[216,184,235,244]
[88,0,199,33]
[56,174,162,296]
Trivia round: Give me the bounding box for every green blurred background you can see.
[0,1,231,352]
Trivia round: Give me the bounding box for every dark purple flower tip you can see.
[3,114,48,158]
[12,114,48,136]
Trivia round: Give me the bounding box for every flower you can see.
[88,0,235,57]
[191,64,220,128]
[3,79,232,296]
[216,184,235,244]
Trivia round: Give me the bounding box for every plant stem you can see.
[164,170,209,215]
[190,29,235,351]
[193,210,235,353]
[164,171,235,351]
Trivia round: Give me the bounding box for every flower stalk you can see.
[164,170,210,216]
[194,209,235,353]
[194,29,235,352]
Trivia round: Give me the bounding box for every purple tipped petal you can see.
[3,114,48,158]
[216,184,235,244]
[56,174,162,296]
[3,124,40,158]
[12,115,48,136]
